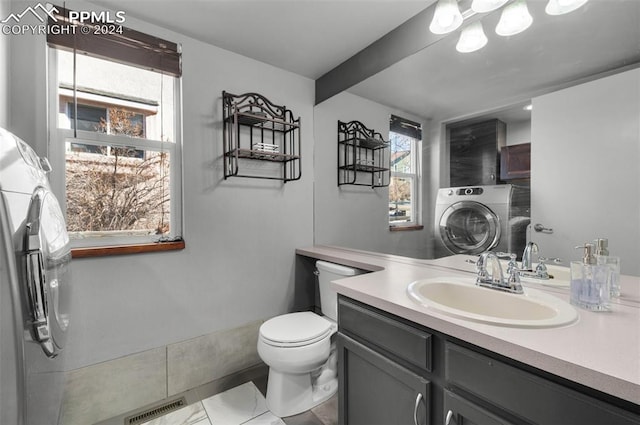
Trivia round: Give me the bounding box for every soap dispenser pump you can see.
[594,238,609,256]
[570,243,610,311]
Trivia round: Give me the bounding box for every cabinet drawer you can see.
[444,390,515,425]
[445,342,640,425]
[338,296,432,372]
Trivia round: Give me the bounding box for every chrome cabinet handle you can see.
[413,392,424,425]
[445,409,454,425]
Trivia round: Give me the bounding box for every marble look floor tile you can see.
[310,395,337,425]
[281,410,325,425]
[141,402,208,425]
[201,381,267,425]
[245,411,286,425]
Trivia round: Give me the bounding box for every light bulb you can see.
[545,0,589,15]
[471,0,509,13]
[429,0,464,35]
[456,21,488,53]
[495,0,533,36]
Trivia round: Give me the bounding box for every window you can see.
[389,115,422,227]
[46,7,182,250]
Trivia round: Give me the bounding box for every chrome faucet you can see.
[521,242,539,271]
[475,252,523,294]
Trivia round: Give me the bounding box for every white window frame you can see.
[389,130,421,228]
[46,47,183,248]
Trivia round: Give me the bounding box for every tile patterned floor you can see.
[141,381,337,425]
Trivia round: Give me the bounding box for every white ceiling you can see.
[90,0,432,79]
[90,0,640,122]
[348,0,640,122]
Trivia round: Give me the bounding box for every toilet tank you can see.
[315,260,362,321]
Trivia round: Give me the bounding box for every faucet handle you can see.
[495,252,518,274]
[507,266,524,294]
[534,257,560,279]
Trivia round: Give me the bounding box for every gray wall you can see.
[8,0,314,369]
[0,0,10,128]
[531,68,640,275]
[313,91,432,259]
[7,1,47,154]
[506,120,531,146]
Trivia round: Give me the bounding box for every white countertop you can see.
[296,245,640,406]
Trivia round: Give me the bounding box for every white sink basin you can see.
[407,278,578,328]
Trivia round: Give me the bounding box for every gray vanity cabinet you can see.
[445,342,640,425]
[337,295,640,425]
[337,335,430,425]
[337,297,434,425]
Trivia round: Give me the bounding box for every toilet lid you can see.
[260,312,333,347]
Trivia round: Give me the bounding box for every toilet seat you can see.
[260,312,334,348]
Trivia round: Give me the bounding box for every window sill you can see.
[71,240,185,259]
[389,224,424,232]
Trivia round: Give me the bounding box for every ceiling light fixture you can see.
[456,21,488,53]
[440,0,585,53]
[495,0,533,36]
[545,0,589,15]
[471,0,509,13]
[429,0,464,35]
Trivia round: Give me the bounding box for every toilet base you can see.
[265,368,338,418]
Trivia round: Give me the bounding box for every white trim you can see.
[63,130,173,151]
[58,88,159,114]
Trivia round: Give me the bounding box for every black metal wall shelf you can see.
[337,120,390,187]
[222,91,301,182]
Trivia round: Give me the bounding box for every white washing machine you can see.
[0,127,72,425]
[434,185,529,257]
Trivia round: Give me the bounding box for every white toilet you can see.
[257,260,361,417]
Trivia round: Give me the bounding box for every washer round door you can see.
[24,187,71,358]
[438,201,501,255]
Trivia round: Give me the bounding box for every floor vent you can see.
[124,397,187,425]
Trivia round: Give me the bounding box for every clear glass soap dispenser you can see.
[570,243,611,311]
[594,238,621,298]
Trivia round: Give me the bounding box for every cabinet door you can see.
[338,334,430,425]
[499,143,530,180]
[443,391,516,425]
[449,119,506,186]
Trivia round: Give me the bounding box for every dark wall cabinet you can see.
[449,119,506,187]
[500,143,531,181]
[338,296,640,425]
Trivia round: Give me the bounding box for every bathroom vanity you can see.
[296,246,640,425]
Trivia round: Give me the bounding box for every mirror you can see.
[319,0,640,275]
